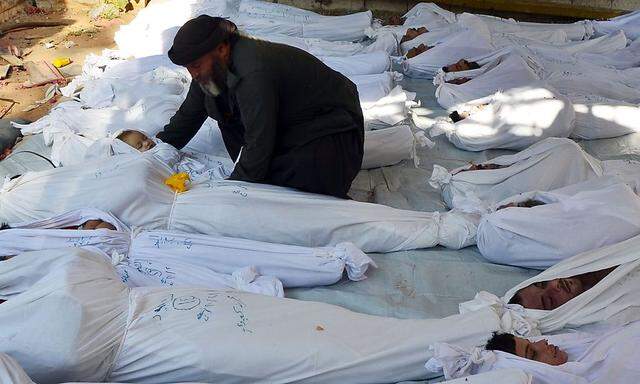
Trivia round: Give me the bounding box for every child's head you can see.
[485,332,568,366]
[117,130,156,152]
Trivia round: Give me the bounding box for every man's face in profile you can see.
[186,47,229,97]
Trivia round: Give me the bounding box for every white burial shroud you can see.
[362,125,415,169]
[434,53,541,110]
[0,353,534,384]
[431,83,574,151]
[593,10,640,39]
[477,181,640,269]
[429,321,640,384]
[402,22,495,79]
[0,248,503,384]
[570,94,640,140]
[0,154,174,228]
[461,234,640,335]
[0,210,283,297]
[84,137,235,183]
[429,138,605,213]
[477,14,592,41]
[0,208,375,288]
[439,369,532,384]
[18,57,408,166]
[112,0,372,58]
[0,353,35,384]
[321,51,391,76]
[0,155,475,252]
[168,178,478,252]
[402,2,457,29]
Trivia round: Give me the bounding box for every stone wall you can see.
[273,0,638,19]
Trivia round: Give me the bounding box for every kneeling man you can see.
[157,16,365,198]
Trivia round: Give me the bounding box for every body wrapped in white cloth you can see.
[461,234,640,335]
[0,208,375,288]
[426,320,640,384]
[477,180,640,269]
[431,83,574,151]
[0,155,476,252]
[429,138,606,213]
[0,248,504,384]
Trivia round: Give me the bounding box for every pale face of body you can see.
[515,278,585,310]
[118,130,156,152]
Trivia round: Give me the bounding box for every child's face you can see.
[120,131,156,152]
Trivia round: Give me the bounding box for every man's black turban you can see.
[168,15,237,66]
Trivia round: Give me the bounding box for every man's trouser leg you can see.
[268,128,364,198]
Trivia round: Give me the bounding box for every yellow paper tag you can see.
[52,57,71,68]
[164,172,190,193]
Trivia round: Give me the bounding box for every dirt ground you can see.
[0,0,142,123]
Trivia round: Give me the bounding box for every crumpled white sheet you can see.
[113,0,373,59]
[0,353,34,384]
[85,136,234,182]
[593,10,640,40]
[477,180,640,269]
[363,124,415,169]
[1,247,503,384]
[431,83,575,151]
[403,2,457,28]
[2,208,376,289]
[253,29,398,57]
[478,13,593,41]
[462,233,640,335]
[429,138,604,213]
[20,56,412,167]
[321,51,390,76]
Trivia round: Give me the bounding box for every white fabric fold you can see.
[477,181,640,269]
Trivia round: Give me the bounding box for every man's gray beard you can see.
[199,80,221,97]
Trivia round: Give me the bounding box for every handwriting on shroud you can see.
[149,291,253,332]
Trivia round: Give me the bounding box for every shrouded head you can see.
[510,278,585,310]
[117,130,156,152]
